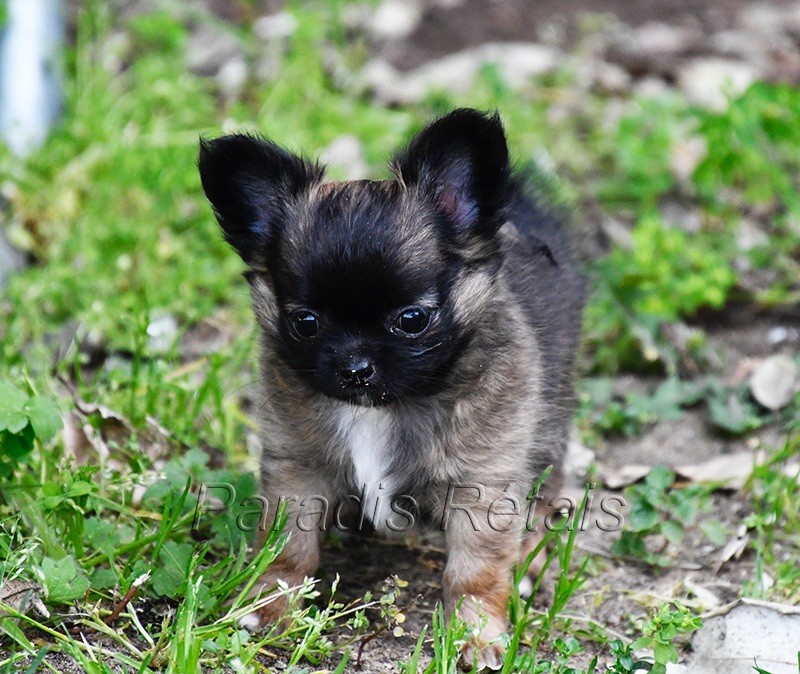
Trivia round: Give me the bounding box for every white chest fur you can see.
[334,405,395,532]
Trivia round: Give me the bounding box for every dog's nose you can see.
[340,358,375,386]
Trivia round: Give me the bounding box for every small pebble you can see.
[750,354,798,411]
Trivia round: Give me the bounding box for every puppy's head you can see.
[199,109,510,405]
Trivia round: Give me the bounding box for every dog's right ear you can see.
[198,135,323,265]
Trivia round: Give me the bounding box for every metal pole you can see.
[0,0,63,157]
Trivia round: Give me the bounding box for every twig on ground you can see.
[104,572,151,626]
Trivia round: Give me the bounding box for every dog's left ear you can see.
[393,109,510,237]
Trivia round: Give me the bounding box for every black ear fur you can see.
[392,109,510,237]
[198,134,323,264]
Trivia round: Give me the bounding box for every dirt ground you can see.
[165,0,794,66]
[378,0,798,70]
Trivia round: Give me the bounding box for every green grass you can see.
[745,437,800,603]
[610,466,726,567]
[1,1,799,671]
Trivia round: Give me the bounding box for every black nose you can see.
[340,358,375,386]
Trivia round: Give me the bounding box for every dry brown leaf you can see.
[599,463,652,489]
[61,394,172,468]
[683,576,722,611]
[61,410,103,465]
[601,452,756,490]
[675,452,755,490]
[712,524,749,575]
[0,579,49,619]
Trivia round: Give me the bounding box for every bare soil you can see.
[378,0,798,70]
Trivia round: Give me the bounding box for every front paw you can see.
[456,596,508,671]
[238,572,305,633]
[460,640,505,671]
[238,591,290,632]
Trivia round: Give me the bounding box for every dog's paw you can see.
[517,574,534,599]
[476,641,505,671]
[459,640,505,671]
[455,596,508,671]
[238,590,291,633]
[238,611,267,632]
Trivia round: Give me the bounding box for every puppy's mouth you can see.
[332,385,393,407]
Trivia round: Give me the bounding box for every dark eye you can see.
[395,306,431,336]
[291,310,320,339]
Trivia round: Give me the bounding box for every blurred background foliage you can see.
[1,1,798,380]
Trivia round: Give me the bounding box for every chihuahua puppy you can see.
[198,109,584,669]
